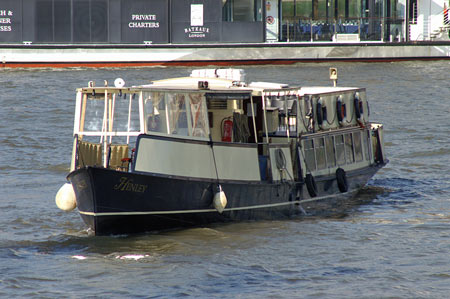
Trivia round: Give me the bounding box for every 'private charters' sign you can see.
[129,14,160,29]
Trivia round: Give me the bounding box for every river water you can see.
[0,62,449,298]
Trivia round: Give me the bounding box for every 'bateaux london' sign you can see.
[184,4,210,39]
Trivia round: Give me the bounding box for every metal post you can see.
[262,92,269,142]
[127,93,133,144]
[405,0,410,42]
[250,96,258,143]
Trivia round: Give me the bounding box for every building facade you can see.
[0,0,448,44]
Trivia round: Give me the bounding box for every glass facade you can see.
[281,0,405,42]
[35,0,108,43]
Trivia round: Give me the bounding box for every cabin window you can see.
[335,134,345,165]
[325,136,336,167]
[188,93,209,137]
[344,133,354,163]
[83,96,105,133]
[167,94,189,136]
[303,131,363,171]
[304,139,316,171]
[353,132,363,162]
[144,92,209,138]
[76,91,141,148]
[315,137,326,170]
[270,95,297,135]
[145,92,166,134]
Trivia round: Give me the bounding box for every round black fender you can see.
[316,98,324,126]
[305,174,318,197]
[336,95,345,123]
[336,168,348,193]
[354,94,361,120]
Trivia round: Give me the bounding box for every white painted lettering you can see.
[0,10,13,32]
[128,22,160,29]
[131,14,156,21]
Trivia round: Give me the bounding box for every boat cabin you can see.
[70,69,385,194]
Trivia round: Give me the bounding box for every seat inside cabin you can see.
[76,139,130,170]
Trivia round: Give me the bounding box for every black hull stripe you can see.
[78,191,353,217]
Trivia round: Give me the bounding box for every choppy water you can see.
[1,62,449,298]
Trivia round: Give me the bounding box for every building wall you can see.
[410,0,446,40]
[0,0,264,44]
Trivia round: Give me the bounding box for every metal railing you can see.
[280,17,405,43]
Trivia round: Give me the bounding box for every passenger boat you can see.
[55,69,387,235]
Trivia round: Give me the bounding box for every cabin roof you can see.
[77,77,362,98]
[299,86,361,95]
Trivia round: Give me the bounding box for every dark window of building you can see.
[91,0,108,42]
[54,0,71,42]
[282,0,295,17]
[223,0,262,22]
[409,0,417,24]
[35,0,108,43]
[73,1,91,42]
[36,0,71,42]
[36,1,53,42]
[284,0,362,20]
[297,0,313,18]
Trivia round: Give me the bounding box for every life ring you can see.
[336,95,345,124]
[316,97,326,127]
[336,168,348,193]
[305,174,318,197]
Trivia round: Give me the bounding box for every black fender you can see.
[354,94,362,120]
[305,174,318,197]
[336,95,345,124]
[336,168,348,193]
[316,98,324,126]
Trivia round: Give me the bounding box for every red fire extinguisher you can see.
[222,118,233,142]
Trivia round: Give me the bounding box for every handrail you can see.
[280,16,407,42]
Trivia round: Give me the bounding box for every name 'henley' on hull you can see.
[55,68,387,235]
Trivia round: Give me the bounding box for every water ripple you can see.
[1,62,450,297]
